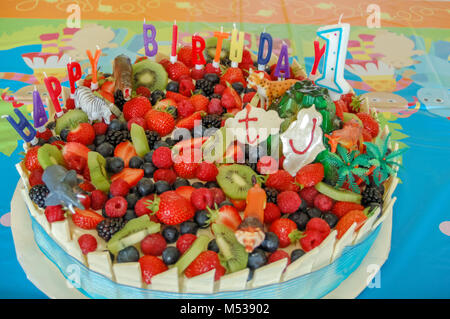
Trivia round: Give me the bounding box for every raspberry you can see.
[109,178,131,197]
[277,191,302,214]
[78,234,97,255]
[153,168,177,185]
[207,98,223,115]
[44,205,65,223]
[313,194,334,212]
[28,168,44,187]
[93,122,108,135]
[141,233,167,256]
[179,77,195,97]
[176,233,197,254]
[177,99,195,118]
[105,196,128,218]
[264,202,281,224]
[90,190,108,210]
[257,156,278,174]
[299,186,319,207]
[136,86,151,98]
[195,162,218,182]
[332,201,365,219]
[209,187,225,205]
[268,250,290,264]
[300,230,324,252]
[214,83,226,95]
[134,195,155,217]
[190,188,215,210]
[152,146,173,169]
[305,217,331,240]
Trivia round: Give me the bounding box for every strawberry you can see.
[24,146,41,171]
[62,142,90,163]
[300,230,323,252]
[67,122,95,145]
[190,94,209,112]
[221,92,236,109]
[184,250,226,281]
[44,205,65,223]
[269,218,302,248]
[111,168,144,187]
[266,170,299,192]
[51,140,65,150]
[243,91,256,104]
[72,208,104,230]
[79,181,95,192]
[222,87,242,109]
[176,233,197,254]
[139,255,168,284]
[220,67,246,87]
[147,191,195,225]
[90,190,108,210]
[305,217,331,240]
[136,86,151,98]
[175,111,203,130]
[268,250,290,264]
[100,80,115,94]
[204,63,221,76]
[165,91,189,103]
[36,128,53,141]
[93,122,108,135]
[230,198,246,211]
[79,194,91,210]
[135,195,155,217]
[65,98,75,110]
[114,141,138,168]
[207,204,242,231]
[123,96,152,121]
[175,185,195,201]
[277,191,302,214]
[65,154,86,174]
[99,90,114,103]
[135,56,148,64]
[167,61,190,81]
[334,100,345,120]
[195,162,218,182]
[256,156,278,174]
[356,113,379,138]
[332,201,365,219]
[295,163,324,188]
[159,58,171,71]
[190,188,215,211]
[190,67,205,80]
[145,109,175,137]
[213,83,226,95]
[179,77,195,97]
[141,233,167,256]
[153,168,177,185]
[336,210,367,239]
[177,46,194,68]
[28,168,44,187]
[127,117,147,131]
[362,128,373,142]
[173,154,199,179]
[264,202,281,224]
[78,234,98,255]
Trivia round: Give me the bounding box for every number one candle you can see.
[143,19,158,58]
[86,46,102,90]
[212,27,229,68]
[43,73,63,118]
[315,15,351,101]
[257,29,272,71]
[2,109,37,144]
[229,23,245,68]
[67,60,82,98]
[33,86,48,132]
[192,34,206,69]
[170,20,178,64]
[273,42,290,79]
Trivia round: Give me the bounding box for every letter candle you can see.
[67,58,82,98]
[273,41,290,80]
[212,26,229,68]
[2,109,37,145]
[170,20,178,64]
[143,18,158,58]
[33,86,48,132]
[191,33,206,69]
[229,23,244,68]
[86,45,101,90]
[257,28,272,71]
[43,72,64,118]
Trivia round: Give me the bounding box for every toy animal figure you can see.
[247,69,299,109]
[325,119,363,153]
[74,86,113,124]
[113,54,133,101]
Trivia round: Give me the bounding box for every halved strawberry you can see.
[154,98,177,111]
[208,204,242,231]
[111,168,144,187]
[230,198,246,211]
[114,141,138,167]
[67,122,95,146]
[72,208,104,230]
[165,91,189,102]
[223,87,242,109]
[175,185,195,201]
[62,142,90,163]
[175,111,204,130]
[100,80,115,95]
[24,146,42,171]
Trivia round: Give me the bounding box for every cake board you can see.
[10,180,392,299]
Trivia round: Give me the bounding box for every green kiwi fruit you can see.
[216,164,257,200]
[212,223,248,273]
[107,215,160,255]
[342,112,363,126]
[315,182,362,204]
[37,144,65,169]
[205,37,230,62]
[132,59,168,92]
[55,109,89,135]
[130,123,150,157]
[87,151,110,193]
[174,235,209,275]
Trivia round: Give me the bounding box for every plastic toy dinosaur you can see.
[325,119,363,153]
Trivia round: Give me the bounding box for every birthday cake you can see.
[12,23,403,298]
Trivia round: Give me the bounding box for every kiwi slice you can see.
[107,215,160,255]
[205,37,230,62]
[87,151,110,193]
[342,112,363,126]
[174,235,209,275]
[55,109,89,135]
[37,144,65,169]
[315,182,362,204]
[212,223,248,273]
[132,59,168,92]
[130,123,150,157]
[216,164,257,200]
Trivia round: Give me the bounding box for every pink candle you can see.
[67,60,82,97]
[171,20,178,63]
[44,74,63,117]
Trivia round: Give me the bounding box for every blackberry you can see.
[96,217,127,242]
[145,130,161,149]
[105,129,130,147]
[361,186,384,206]
[195,79,215,96]
[29,184,50,208]
[202,114,222,129]
[264,187,278,204]
[114,90,126,111]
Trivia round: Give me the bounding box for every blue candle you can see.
[273,42,290,79]
[2,108,37,144]
[143,19,158,57]
[257,31,272,71]
[33,87,48,131]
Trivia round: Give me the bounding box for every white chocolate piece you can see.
[62,240,86,265]
[252,258,288,288]
[151,267,179,293]
[87,251,114,280]
[219,268,249,292]
[353,207,381,245]
[312,230,337,271]
[182,269,216,294]
[332,223,357,262]
[373,197,396,231]
[113,262,143,288]
[282,248,319,281]
[51,219,71,244]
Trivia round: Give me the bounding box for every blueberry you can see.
[173,178,190,189]
[94,134,106,146]
[288,211,310,231]
[106,156,124,174]
[291,249,306,263]
[154,180,171,194]
[162,246,180,265]
[108,119,123,131]
[306,207,322,219]
[123,209,137,221]
[143,151,154,163]
[117,246,140,263]
[231,82,244,95]
[97,142,114,158]
[298,198,308,212]
[126,193,139,209]
[244,87,256,94]
[191,182,205,189]
[142,162,156,178]
[47,135,61,144]
[247,248,267,270]
[205,181,219,188]
[129,186,138,195]
[151,90,165,105]
[153,140,169,149]
[87,144,96,151]
[162,226,179,243]
[207,239,219,253]
[164,137,177,147]
[60,129,70,141]
[137,178,155,196]
[180,220,198,235]
[204,73,220,84]
[321,212,339,228]
[129,156,144,169]
[194,210,210,228]
[259,232,279,253]
[166,81,179,93]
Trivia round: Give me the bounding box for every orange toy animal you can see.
[325,119,364,153]
[247,69,298,109]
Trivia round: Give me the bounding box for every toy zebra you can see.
[74,86,117,124]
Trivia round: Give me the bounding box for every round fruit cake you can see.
[15,43,402,298]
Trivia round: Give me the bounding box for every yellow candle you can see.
[229,24,244,66]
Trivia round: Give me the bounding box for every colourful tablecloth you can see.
[0,0,449,298]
